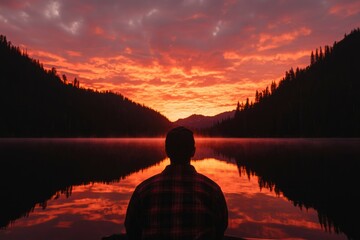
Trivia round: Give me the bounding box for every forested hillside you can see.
[210,28,360,137]
[0,35,171,137]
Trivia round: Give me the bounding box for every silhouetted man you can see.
[125,126,228,240]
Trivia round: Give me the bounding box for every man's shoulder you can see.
[134,173,163,192]
[134,166,223,194]
[195,172,223,191]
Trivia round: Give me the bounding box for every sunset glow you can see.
[1,0,359,121]
[1,158,345,239]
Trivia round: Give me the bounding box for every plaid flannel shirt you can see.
[125,164,228,240]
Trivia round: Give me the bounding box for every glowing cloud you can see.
[0,0,359,121]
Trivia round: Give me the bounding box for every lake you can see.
[0,138,359,240]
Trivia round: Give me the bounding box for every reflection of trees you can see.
[2,138,359,239]
[209,139,360,240]
[0,139,166,228]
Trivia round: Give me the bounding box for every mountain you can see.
[209,28,360,137]
[174,110,235,130]
[0,35,171,137]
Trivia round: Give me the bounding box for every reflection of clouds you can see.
[192,159,345,239]
[55,221,72,228]
[72,183,126,194]
[2,157,346,240]
[192,158,269,195]
[27,160,168,228]
[226,192,321,229]
[10,214,57,228]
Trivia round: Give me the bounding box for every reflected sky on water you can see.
[0,138,356,240]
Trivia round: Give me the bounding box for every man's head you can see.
[165,126,195,164]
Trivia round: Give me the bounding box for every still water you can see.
[0,138,359,240]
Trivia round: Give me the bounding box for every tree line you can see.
[209,28,360,137]
[0,35,171,137]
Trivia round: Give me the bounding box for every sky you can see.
[1,0,359,121]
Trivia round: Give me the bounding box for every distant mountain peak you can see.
[174,110,235,129]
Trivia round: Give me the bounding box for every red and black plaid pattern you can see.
[125,164,228,240]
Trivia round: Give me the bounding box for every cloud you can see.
[44,1,61,19]
[329,1,360,17]
[0,0,359,120]
[257,27,312,51]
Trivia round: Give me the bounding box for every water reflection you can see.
[205,138,360,240]
[0,138,358,240]
[0,138,165,229]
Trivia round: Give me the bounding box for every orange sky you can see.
[1,0,359,121]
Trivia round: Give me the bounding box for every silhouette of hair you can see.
[165,126,195,163]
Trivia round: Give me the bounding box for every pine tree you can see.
[255,90,260,103]
[315,48,319,62]
[311,51,315,65]
[319,46,323,60]
[270,81,277,94]
[62,74,67,84]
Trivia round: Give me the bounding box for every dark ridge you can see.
[209,28,360,137]
[0,35,172,137]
